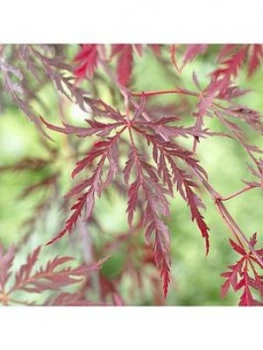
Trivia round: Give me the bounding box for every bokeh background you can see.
[0,44,262,305]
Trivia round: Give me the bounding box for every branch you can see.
[130,89,197,98]
[98,57,152,122]
[219,184,258,201]
[191,169,263,268]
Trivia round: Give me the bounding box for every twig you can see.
[219,184,258,201]
[192,169,263,268]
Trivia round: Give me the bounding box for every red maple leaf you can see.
[111,44,134,86]
[221,234,263,306]
[73,44,98,80]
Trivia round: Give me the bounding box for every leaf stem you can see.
[130,89,197,98]
[219,184,258,201]
[191,170,263,268]
[99,57,152,122]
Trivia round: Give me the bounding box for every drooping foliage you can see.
[0,44,262,305]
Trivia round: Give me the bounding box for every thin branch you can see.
[130,89,197,98]
[98,57,151,122]
[191,169,263,268]
[219,184,258,201]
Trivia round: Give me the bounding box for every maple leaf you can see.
[221,259,244,298]
[170,44,179,71]
[247,45,263,77]
[211,46,248,92]
[28,45,93,113]
[221,235,263,306]
[217,44,237,62]
[41,101,126,244]
[191,74,224,149]
[170,44,208,71]
[0,244,108,305]
[47,192,87,245]
[214,108,263,164]
[73,44,98,80]
[111,44,134,86]
[216,44,263,78]
[122,104,210,295]
[216,85,251,101]
[237,270,263,306]
[135,115,208,141]
[40,116,123,139]
[47,134,121,244]
[124,148,171,297]
[214,43,263,84]
[0,57,52,140]
[0,245,15,292]
[134,130,210,254]
[133,44,143,56]
[181,44,208,68]
[150,44,161,55]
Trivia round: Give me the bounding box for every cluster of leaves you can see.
[73,44,161,86]
[0,244,108,306]
[221,234,263,306]
[0,44,263,305]
[170,44,263,78]
[41,97,212,297]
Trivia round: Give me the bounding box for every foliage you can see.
[0,44,262,306]
[0,244,108,305]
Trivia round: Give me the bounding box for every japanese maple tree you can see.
[0,44,262,306]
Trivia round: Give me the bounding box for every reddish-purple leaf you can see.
[170,44,179,71]
[229,239,246,256]
[134,44,143,56]
[0,245,15,291]
[150,44,161,55]
[47,192,87,245]
[220,259,244,298]
[212,46,248,84]
[217,44,237,62]
[185,186,210,255]
[182,44,208,67]
[5,247,108,302]
[247,45,263,77]
[73,44,98,80]
[15,246,41,287]
[111,44,133,86]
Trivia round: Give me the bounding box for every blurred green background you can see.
[0,45,262,306]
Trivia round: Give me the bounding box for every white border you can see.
[1,0,263,42]
[0,307,262,349]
